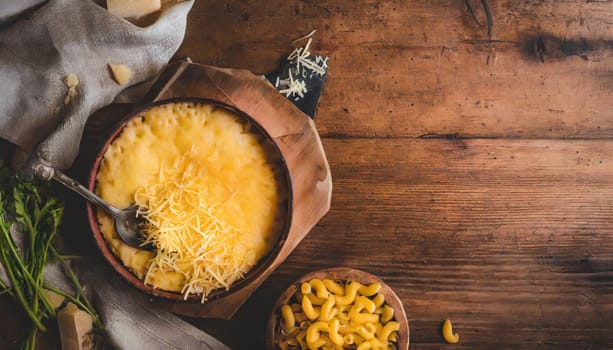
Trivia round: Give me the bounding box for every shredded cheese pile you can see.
[275,30,329,101]
[95,102,285,302]
[135,150,249,301]
[287,37,328,77]
[279,70,308,99]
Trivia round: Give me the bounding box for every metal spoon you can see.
[32,160,154,251]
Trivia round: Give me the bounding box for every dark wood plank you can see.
[2,1,612,349]
[178,0,613,139]
[191,138,613,349]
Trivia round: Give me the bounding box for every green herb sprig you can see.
[0,162,103,349]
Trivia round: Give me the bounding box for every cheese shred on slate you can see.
[276,32,329,101]
[95,102,286,301]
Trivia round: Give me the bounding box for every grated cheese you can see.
[276,31,329,100]
[278,70,307,99]
[287,38,326,77]
[95,103,286,301]
[136,161,249,301]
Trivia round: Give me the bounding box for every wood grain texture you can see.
[177,0,613,139]
[1,0,612,349]
[192,139,613,349]
[176,2,612,347]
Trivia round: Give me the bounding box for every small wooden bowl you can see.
[266,267,409,350]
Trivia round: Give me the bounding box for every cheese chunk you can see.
[108,63,133,86]
[63,74,79,88]
[62,74,79,105]
[107,0,161,19]
[58,303,94,350]
[43,289,66,310]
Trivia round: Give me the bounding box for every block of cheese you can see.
[107,0,161,19]
[43,289,66,309]
[58,302,94,350]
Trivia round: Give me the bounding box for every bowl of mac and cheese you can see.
[87,98,291,303]
[267,267,409,350]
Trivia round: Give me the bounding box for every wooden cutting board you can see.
[142,61,333,319]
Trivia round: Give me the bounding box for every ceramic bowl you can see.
[86,97,293,302]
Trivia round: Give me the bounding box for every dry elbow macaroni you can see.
[276,278,400,349]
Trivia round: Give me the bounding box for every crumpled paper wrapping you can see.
[0,1,230,349]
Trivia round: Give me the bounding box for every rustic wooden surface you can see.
[1,0,612,349]
[179,1,613,349]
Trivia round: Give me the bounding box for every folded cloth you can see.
[0,0,193,170]
[0,0,46,27]
[42,257,230,350]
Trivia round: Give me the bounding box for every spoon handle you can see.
[32,161,124,218]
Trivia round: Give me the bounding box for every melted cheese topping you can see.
[96,102,286,301]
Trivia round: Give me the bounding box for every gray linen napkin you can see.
[0,1,230,349]
[0,0,45,26]
[43,258,229,350]
[0,0,193,170]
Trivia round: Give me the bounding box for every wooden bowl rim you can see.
[86,97,294,302]
[266,267,409,350]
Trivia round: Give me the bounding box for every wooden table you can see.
[2,1,613,349]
